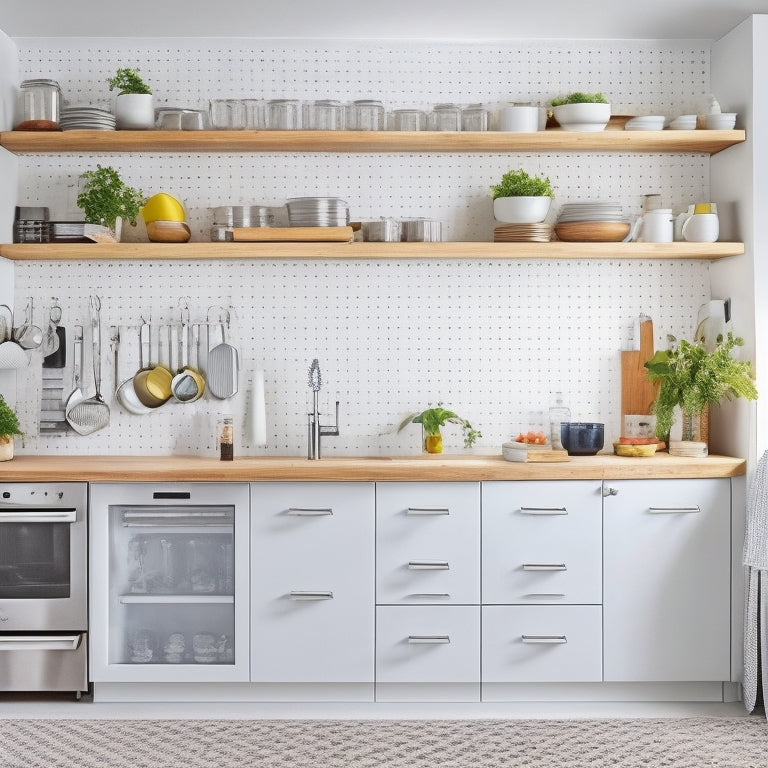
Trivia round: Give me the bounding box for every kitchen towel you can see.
[742,449,768,716]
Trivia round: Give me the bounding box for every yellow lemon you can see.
[141,193,186,224]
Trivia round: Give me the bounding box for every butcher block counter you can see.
[0,453,746,482]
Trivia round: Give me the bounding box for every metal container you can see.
[402,218,442,242]
[15,79,62,131]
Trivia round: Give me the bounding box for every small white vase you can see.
[114,93,154,130]
[0,436,14,461]
[493,196,552,224]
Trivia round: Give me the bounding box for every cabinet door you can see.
[603,478,731,682]
[250,482,375,683]
[376,482,480,604]
[482,481,602,605]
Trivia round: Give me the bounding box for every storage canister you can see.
[15,79,62,131]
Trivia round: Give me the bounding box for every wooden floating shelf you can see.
[0,129,746,155]
[0,241,745,262]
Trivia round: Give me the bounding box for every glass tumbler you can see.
[267,99,301,129]
[303,99,345,130]
[242,99,267,130]
[391,109,427,131]
[209,99,246,130]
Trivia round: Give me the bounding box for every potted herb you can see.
[398,403,482,454]
[108,67,154,129]
[550,92,611,131]
[490,168,555,224]
[77,164,146,240]
[644,332,757,446]
[0,394,22,461]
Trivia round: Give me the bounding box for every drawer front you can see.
[376,605,480,684]
[376,482,480,604]
[250,482,375,682]
[482,605,602,683]
[482,481,602,605]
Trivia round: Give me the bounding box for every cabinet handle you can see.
[603,487,619,497]
[288,590,334,600]
[408,593,451,599]
[522,634,567,644]
[406,507,450,516]
[519,507,567,516]
[286,507,333,516]
[648,506,701,514]
[524,593,566,599]
[408,635,451,644]
[522,563,567,571]
[408,560,450,570]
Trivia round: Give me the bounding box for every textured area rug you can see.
[0,717,766,768]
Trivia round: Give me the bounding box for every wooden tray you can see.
[229,226,354,242]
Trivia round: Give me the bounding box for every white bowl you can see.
[493,196,552,224]
[553,102,611,132]
[704,114,736,129]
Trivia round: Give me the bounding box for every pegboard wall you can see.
[10,38,718,456]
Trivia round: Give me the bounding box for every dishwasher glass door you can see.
[89,483,250,684]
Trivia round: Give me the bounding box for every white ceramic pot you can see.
[114,93,154,130]
[553,102,611,132]
[493,196,552,224]
[0,436,14,461]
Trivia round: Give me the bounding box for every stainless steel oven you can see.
[0,482,88,695]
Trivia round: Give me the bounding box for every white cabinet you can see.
[250,482,375,685]
[482,481,602,605]
[376,482,480,605]
[603,478,731,682]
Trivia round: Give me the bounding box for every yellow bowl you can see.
[613,441,657,457]
[146,220,191,243]
[141,193,186,224]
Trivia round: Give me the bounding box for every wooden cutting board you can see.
[620,317,660,421]
[230,226,353,242]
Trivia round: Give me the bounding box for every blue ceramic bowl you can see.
[560,422,605,456]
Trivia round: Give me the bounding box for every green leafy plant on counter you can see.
[108,68,152,95]
[0,394,22,441]
[398,403,482,452]
[490,168,554,199]
[550,92,608,106]
[77,165,146,230]
[644,332,758,439]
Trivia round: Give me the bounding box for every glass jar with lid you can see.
[15,79,62,131]
[429,103,462,131]
[347,99,386,131]
[303,99,345,130]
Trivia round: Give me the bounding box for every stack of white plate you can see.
[60,106,116,131]
[558,202,624,222]
[286,197,349,227]
[493,223,553,242]
[624,115,667,131]
[668,114,697,130]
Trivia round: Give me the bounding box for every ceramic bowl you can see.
[493,196,552,224]
[553,102,611,132]
[560,422,605,455]
[704,113,736,130]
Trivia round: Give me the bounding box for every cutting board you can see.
[621,317,660,421]
[230,226,354,242]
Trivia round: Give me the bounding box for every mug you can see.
[682,213,719,242]
[639,208,674,242]
[498,105,539,132]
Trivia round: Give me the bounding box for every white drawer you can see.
[376,482,480,604]
[482,481,602,605]
[482,605,602,683]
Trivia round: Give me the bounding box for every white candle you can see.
[250,370,267,447]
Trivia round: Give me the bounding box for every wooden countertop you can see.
[0,453,746,482]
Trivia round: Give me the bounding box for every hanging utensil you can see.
[206,310,239,400]
[67,297,110,435]
[41,302,62,357]
[133,321,171,408]
[0,305,29,369]
[13,297,43,350]
[171,313,205,403]
[115,326,153,415]
[64,325,85,428]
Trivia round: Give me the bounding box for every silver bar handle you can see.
[408,560,450,570]
[286,507,333,516]
[406,507,450,516]
[408,593,451,599]
[524,593,566,599]
[519,507,568,516]
[408,635,451,644]
[522,634,568,644]
[0,634,82,651]
[0,509,76,523]
[288,590,334,600]
[648,506,701,514]
[522,563,567,571]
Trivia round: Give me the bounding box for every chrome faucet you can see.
[307,358,340,460]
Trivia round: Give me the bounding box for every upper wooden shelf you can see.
[0,129,746,155]
[0,241,745,262]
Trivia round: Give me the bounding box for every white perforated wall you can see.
[10,38,718,456]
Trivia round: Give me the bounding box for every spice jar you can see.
[218,415,234,461]
[15,79,62,131]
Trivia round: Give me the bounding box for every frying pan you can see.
[115,326,153,415]
[207,316,239,400]
[133,322,172,408]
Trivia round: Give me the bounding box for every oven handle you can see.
[0,508,77,523]
[0,634,82,651]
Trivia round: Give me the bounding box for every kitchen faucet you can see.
[307,358,340,460]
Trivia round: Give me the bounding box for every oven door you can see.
[0,484,87,632]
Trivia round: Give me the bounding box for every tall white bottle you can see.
[549,393,571,449]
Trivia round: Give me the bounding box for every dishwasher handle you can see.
[0,634,83,651]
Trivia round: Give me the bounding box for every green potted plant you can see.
[490,168,555,224]
[77,164,146,240]
[0,394,22,461]
[550,92,611,131]
[398,403,482,454]
[108,67,154,129]
[644,332,757,447]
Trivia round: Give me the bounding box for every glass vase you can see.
[681,406,710,446]
[422,427,443,454]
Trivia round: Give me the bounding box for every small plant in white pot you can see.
[0,394,22,461]
[77,164,146,241]
[490,168,555,223]
[551,92,611,131]
[109,68,154,130]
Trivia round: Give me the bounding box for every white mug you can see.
[498,106,539,132]
[639,209,674,243]
[682,213,719,242]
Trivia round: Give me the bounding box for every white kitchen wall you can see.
[9,38,720,456]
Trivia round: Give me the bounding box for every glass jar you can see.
[461,103,489,131]
[218,414,234,461]
[347,99,385,131]
[429,103,462,131]
[303,99,345,130]
[267,99,301,129]
[391,108,427,131]
[15,79,62,131]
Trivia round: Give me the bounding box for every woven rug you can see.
[0,717,765,768]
